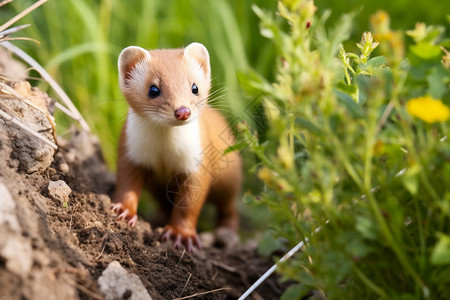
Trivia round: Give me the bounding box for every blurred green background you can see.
[6,0,448,168]
[4,0,448,232]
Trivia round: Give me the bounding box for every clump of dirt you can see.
[0,58,288,299]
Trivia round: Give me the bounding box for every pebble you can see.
[214,227,240,249]
[0,182,33,275]
[65,150,77,163]
[47,180,71,204]
[59,162,69,173]
[98,261,152,300]
[199,232,215,248]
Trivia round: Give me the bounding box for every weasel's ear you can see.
[184,42,210,78]
[118,46,151,84]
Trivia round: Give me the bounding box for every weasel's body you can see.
[112,43,242,251]
[126,108,202,176]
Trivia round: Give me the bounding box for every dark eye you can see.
[148,85,160,98]
[191,83,199,95]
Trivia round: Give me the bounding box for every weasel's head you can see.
[118,42,211,127]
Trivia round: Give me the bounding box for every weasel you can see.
[111,43,242,252]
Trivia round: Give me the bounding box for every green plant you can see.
[237,0,450,298]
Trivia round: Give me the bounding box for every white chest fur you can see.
[125,109,202,178]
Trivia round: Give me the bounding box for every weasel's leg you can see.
[209,152,242,231]
[161,173,210,252]
[111,163,144,227]
[111,127,144,227]
[215,193,239,231]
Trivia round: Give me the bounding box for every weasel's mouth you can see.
[171,116,196,127]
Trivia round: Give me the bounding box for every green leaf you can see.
[223,142,249,154]
[365,56,387,68]
[257,230,284,256]
[427,65,450,99]
[431,233,450,265]
[280,284,306,300]
[410,43,442,61]
[401,166,420,195]
[355,215,378,240]
[335,90,365,119]
[237,70,275,96]
[337,82,359,103]
[337,81,357,95]
[295,117,322,135]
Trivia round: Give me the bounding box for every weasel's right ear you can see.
[184,43,210,78]
[118,46,151,85]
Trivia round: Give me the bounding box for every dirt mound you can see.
[0,70,287,299]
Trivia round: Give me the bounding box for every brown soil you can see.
[0,74,288,299]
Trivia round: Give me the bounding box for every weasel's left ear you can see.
[184,43,211,78]
[118,46,151,86]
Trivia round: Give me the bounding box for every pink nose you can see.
[174,106,191,121]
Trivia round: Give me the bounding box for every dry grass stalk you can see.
[1,41,91,132]
[172,287,231,300]
[0,0,48,34]
[0,0,14,9]
[0,107,57,150]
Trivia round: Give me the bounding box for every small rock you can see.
[48,167,57,177]
[199,232,215,248]
[47,180,71,204]
[0,182,33,275]
[214,227,240,249]
[98,261,152,300]
[58,162,69,173]
[0,182,20,232]
[65,149,77,163]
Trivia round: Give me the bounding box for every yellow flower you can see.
[257,166,274,183]
[406,96,450,123]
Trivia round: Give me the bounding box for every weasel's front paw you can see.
[111,203,138,227]
[161,225,202,252]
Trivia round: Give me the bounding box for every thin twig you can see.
[0,37,40,44]
[178,249,186,262]
[0,82,55,121]
[172,287,231,300]
[0,0,14,9]
[0,81,57,143]
[65,277,104,300]
[178,273,192,298]
[441,46,450,56]
[377,99,395,132]
[0,107,57,149]
[0,41,91,132]
[55,102,79,120]
[0,24,30,37]
[211,260,238,273]
[68,203,80,231]
[0,0,48,33]
[95,233,109,261]
[237,225,324,300]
